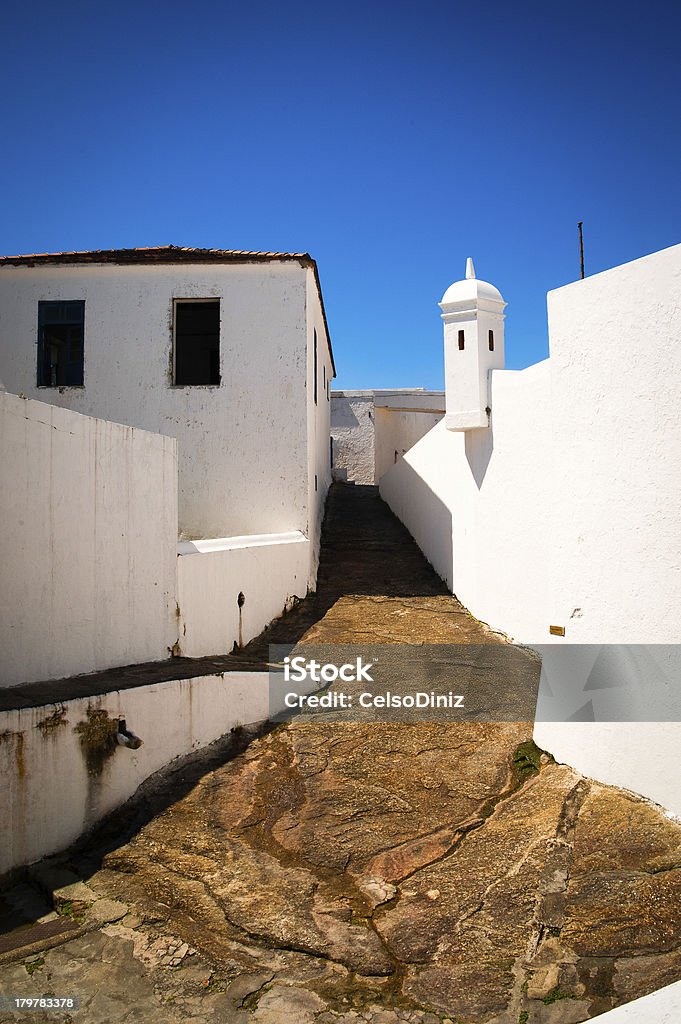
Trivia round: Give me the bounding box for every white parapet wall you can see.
[0,672,271,876]
[0,392,178,688]
[177,531,310,657]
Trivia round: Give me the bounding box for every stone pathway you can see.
[1,485,680,1023]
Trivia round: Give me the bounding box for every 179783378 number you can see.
[0,996,81,1012]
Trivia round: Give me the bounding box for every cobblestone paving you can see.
[1,486,680,1023]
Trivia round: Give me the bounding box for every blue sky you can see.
[3,0,680,388]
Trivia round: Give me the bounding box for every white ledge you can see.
[178,530,307,556]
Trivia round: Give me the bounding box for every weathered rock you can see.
[2,487,681,1022]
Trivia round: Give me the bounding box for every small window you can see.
[327,378,330,401]
[489,329,495,351]
[313,329,318,405]
[37,300,85,387]
[458,329,465,351]
[173,300,220,385]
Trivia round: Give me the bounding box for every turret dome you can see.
[440,258,505,308]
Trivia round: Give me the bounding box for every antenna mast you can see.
[578,221,585,280]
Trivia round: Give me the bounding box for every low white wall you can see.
[374,407,444,482]
[177,532,310,657]
[0,393,177,688]
[0,672,270,876]
[380,362,551,638]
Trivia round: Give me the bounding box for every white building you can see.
[0,245,334,678]
[380,248,681,813]
[331,389,444,484]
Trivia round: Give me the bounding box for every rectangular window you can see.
[458,329,465,351]
[37,300,85,386]
[489,329,495,351]
[173,299,220,385]
[313,328,318,405]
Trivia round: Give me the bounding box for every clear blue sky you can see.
[3,1,680,388]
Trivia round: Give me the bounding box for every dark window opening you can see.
[37,300,85,387]
[313,329,318,405]
[489,329,495,351]
[314,473,318,491]
[458,329,465,351]
[327,378,330,401]
[174,300,220,385]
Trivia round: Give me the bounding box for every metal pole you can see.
[578,221,585,280]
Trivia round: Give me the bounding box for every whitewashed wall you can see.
[306,268,333,584]
[0,262,312,542]
[381,244,681,813]
[177,532,309,657]
[330,393,376,484]
[381,245,681,646]
[0,393,177,688]
[331,390,444,484]
[380,364,550,638]
[374,406,446,484]
[545,246,681,643]
[0,672,269,875]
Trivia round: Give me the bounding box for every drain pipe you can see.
[116,719,143,750]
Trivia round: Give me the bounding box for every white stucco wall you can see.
[381,243,681,813]
[382,245,681,645]
[330,392,376,484]
[306,269,333,585]
[0,261,312,542]
[545,245,681,643]
[0,671,273,875]
[177,532,310,657]
[331,390,445,484]
[375,407,446,484]
[380,363,550,638]
[0,392,177,688]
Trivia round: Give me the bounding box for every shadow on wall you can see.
[381,461,454,592]
[464,424,494,489]
[331,395,362,427]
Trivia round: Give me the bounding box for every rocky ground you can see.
[1,485,680,1023]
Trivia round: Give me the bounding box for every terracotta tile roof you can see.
[0,245,335,373]
[0,244,312,266]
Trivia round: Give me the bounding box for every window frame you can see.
[37,300,85,388]
[171,297,221,388]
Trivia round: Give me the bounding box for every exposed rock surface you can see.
[1,486,680,1023]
